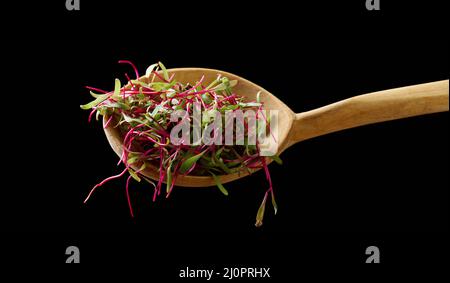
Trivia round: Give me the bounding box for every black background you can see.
[7,39,446,277]
[1,1,449,281]
[2,1,449,39]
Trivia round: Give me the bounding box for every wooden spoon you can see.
[104,68,449,187]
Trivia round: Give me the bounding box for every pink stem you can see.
[103,115,114,129]
[118,60,140,79]
[83,167,128,203]
[88,108,97,123]
[152,71,169,83]
[125,175,135,217]
[85,86,109,93]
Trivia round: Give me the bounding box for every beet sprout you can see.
[118,60,140,79]
[80,61,282,226]
[125,175,134,217]
[83,167,128,203]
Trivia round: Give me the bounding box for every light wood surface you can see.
[103,68,449,187]
[286,80,449,149]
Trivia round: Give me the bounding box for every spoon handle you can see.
[288,80,449,145]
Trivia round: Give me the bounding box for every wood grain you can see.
[286,80,449,147]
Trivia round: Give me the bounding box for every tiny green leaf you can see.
[90,91,105,99]
[239,102,262,107]
[151,105,163,117]
[80,94,109,110]
[137,87,145,100]
[145,63,158,77]
[256,91,262,103]
[201,93,212,104]
[213,79,238,92]
[158,61,170,81]
[95,109,101,120]
[138,162,147,172]
[216,157,232,174]
[103,101,130,110]
[114,78,121,97]
[128,169,141,182]
[122,113,146,125]
[127,153,141,165]
[255,192,268,227]
[179,150,207,174]
[205,78,221,90]
[270,155,283,165]
[166,165,172,193]
[215,147,224,159]
[270,190,278,215]
[131,80,150,88]
[211,172,228,196]
[220,104,239,111]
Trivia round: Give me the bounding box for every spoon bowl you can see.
[104,68,449,187]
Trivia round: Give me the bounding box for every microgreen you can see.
[211,173,229,196]
[81,61,282,227]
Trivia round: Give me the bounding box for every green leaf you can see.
[225,161,241,168]
[127,153,141,165]
[145,63,158,77]
[216,157,232,174]
[220,104,239,111]
[138,162,147,172]
[239,102,261,107]
[148,81,175,91]
[95,109,101,120]
[158,61,170,81]
[269,155,283,165]
[131,80,150,88]
[104,101,130,110]
[89,91,105,98]
[166,164,172,193]
[80,94,109,110]
[256,91,262,103]
[122,113,146,125]
[201,93,212,104]
[137,87,145,100]
[179,150,207,174]
[225,78,236,95]
[166,89,176,98]
[114,78,121,97]
[128,169,141,182]
[166,79,177,88]
[151,104,163,117]
[255,192,268,227]
[271,190,278,215]
[211,173,228,196]
[213,79,237,92]
[205,77,221,90]
[215,147,224,158]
